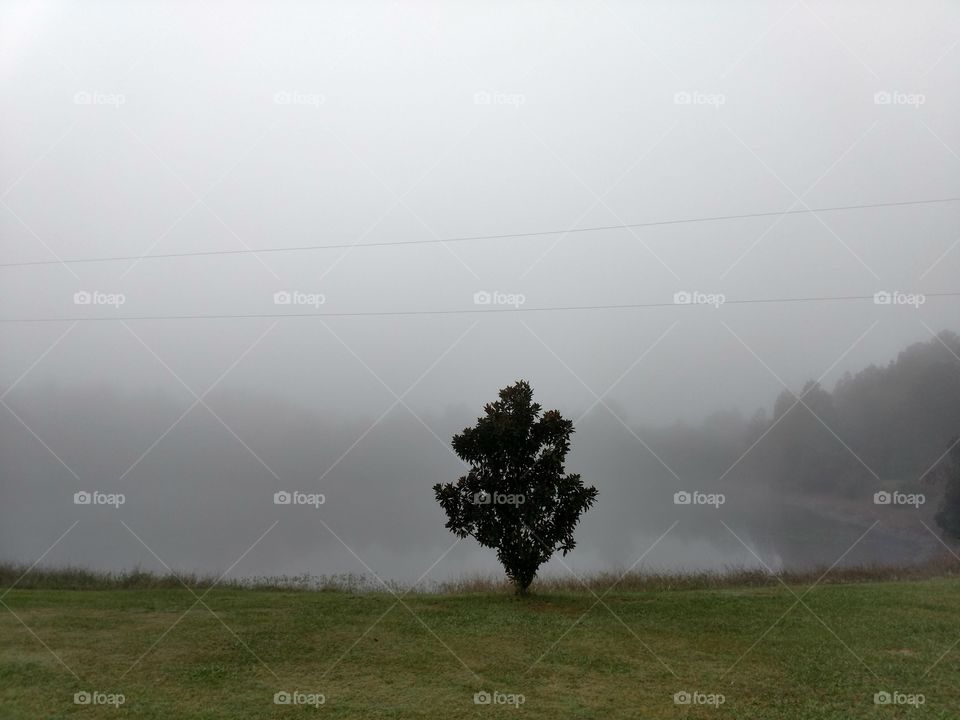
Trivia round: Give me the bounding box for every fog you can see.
[1,1,959,583]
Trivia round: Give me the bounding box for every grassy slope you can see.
[2,580,959,718]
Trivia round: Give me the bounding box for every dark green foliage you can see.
[433,381,598,595]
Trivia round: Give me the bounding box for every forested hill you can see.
[751,331,960,497]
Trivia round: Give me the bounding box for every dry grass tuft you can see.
[2,555,958,595]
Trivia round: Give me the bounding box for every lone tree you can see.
[433,380,598,595]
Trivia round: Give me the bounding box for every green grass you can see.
[2,578,960,718]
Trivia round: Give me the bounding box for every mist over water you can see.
[2,328,956,583]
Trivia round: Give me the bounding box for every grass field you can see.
[2,576,960,718]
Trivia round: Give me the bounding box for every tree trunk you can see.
[509,567,535,596]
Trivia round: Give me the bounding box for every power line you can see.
[2,196,958,269]
[3,291,958,322]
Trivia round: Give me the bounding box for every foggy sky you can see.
[1,1,958,583]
